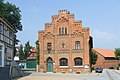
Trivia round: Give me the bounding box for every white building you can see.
[0,16,16,67]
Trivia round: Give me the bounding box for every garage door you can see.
[26,59,36,68]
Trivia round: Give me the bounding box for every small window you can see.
[47,43,52,53]
[75,41,80,49]
[74,57,83,66]
[0,45,2,50]
[62,28,64,34]
[65,27,67,34]
[60,58,68,66]
[0,23,3,34]
[59,28,61,35]
[9,30,13,39]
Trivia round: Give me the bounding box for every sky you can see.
[4,0,120,50]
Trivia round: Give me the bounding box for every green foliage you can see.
[19,44,24,60]
[13,35,20,58]
[19,41,31,60]
[24,41,31,58]
[91,51,98,65]
[115,48,120,59]
[36,40,40,65]
[0,0,3,3]
[0,0,22,31]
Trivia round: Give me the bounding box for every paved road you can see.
[106,70,120,80]
[17,69,120,80]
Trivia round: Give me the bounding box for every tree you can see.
[36,40,40,72]
[24,41,31,58]
[115,48,120,59]
[19,44,24,60]
[91,51,98,65]
[0,0,22,31]
[13,35,20,58]
[36,40,40,65]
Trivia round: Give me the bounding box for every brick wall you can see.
[92,49,119,69]
[38,10,90,73]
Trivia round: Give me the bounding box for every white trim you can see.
[84,64,90,69]
[59,66,68,68]
[73,66,83,68]
[0,43,4,67]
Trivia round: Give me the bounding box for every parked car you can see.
[95,67,103,73]
[109,67,114,69]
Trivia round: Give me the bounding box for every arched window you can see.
[75,41,80,49]
[59,28,61,35]
[47,57,53,63]
[62,28,64,34]
[60,58,68,66]
[74,57,83,66]
[65,27,67,34]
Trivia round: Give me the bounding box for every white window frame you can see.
[0,43,4,67]
[59,66,68,68]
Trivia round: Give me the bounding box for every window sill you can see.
[73,66,83,68]
[59,66,68,68]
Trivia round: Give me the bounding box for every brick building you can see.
[38,10,90,73]
[92,48,119,69]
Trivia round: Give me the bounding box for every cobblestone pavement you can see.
[17,71,96,80]
[15,69,120,80]
[18,76,85,80]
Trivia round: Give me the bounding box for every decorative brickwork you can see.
[38,10,90,73]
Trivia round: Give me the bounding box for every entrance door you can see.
[47,58,53,72]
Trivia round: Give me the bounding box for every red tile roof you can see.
[93,48,115,57]
[26,47,37,59]
[31,47,37,53]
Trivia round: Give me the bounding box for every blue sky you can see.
[4,0,120,50]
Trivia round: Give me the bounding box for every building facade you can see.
[38,10,90,73]
[0,16,16,67]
